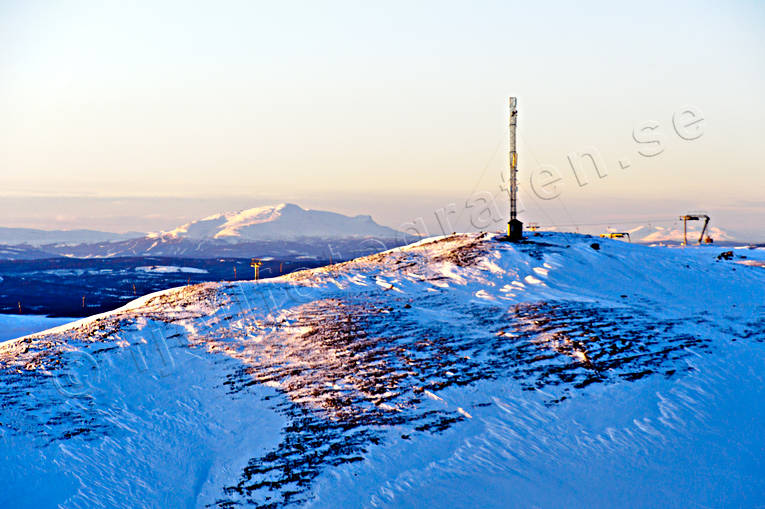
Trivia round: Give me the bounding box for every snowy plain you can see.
[1,232,763,508]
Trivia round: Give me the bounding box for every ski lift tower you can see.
[507,97,523,241]
[250,258,263,280]
[679,214,711,245]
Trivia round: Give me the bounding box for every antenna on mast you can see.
[507,96,523,241]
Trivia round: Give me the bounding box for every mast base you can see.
[507,219,523,242]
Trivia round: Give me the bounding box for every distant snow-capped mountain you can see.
[626,224,734,244]
[150,203,401,241]
[0,204,407,259]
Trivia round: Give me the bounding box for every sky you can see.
[1,1,764,239]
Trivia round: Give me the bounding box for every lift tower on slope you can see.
[679,214,711,245]
[507,97,523,242]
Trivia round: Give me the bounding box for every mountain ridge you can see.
[0,204,408,259]
[2,232,764,507]
[150,203,401,241]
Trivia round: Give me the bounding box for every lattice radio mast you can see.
[507,97,523,241]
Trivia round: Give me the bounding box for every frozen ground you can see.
[135,265,209,274]
[1,232,763,508]
[0,315,75,342]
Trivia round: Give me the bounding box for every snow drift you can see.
[1,232,764,508]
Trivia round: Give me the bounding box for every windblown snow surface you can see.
[1,232,764,508]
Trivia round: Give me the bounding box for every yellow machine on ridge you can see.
[600,232,631,242]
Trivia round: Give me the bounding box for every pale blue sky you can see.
[1,1,764,238]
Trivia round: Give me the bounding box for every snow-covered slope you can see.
[1,233,764,508]
[152,203,401,241]
[0,315,75,342]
